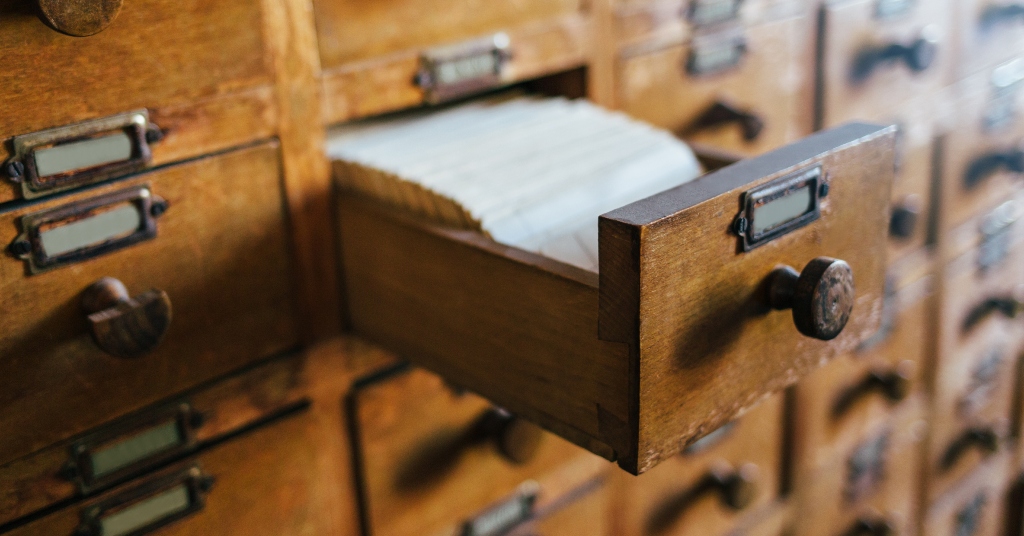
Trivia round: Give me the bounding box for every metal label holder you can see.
[734,165,823,252]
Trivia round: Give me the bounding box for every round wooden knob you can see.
[481,409,544,464]
[81,277,172,358]
[768,257,855,341]
[37,0,123,37]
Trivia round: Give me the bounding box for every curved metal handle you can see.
[981,3,1024,31]
[768,257,856,341]
[645,463,759,535]
[81,277,172,358]
[36,0,123,37]
[941,427,999,470]
[889,196,922,239]
[841,517,896,536]
[963,149,1024,190]
[478,408,544,465]
[831,369,912,420]
[685,100,765,142]
[851,29,939,83]
[962,295,1024,332]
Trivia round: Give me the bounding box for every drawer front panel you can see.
[953,0,1024,80]
[793,257,933,467]
[4,409,329,536]
[617,16,807,156]
[351,366,605,536]
[0,142,299,466]
[793,401,926,536]
[886,96,939,259]
[0,0,276,203]
[820,0,953,127]
[922,455,1010,536]
[615,396,783,536]
[940,61,1024,233]
[312,0,582,69]
[0,354,305,526]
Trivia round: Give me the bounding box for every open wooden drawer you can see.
[336,123,895,474]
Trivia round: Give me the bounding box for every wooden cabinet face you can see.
[922,455,1010,536]
[819,0,954,127]
[613,396,783,536]
[792,255,933,469]
[792,401,926,536]
[953,0,1024,80]
[939,61,1024,233]
[349,366,606,536]
[0,0,278,204]
[0,142,299,467]
[617,15,807,156]
[4,409,335,536]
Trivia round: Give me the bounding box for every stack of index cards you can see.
[328,93,703,272]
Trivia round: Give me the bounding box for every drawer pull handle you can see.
[479,408,544,465]
[36,0,123,37]
[941,428,999,470]
[981,3,1024,31]
[645,463,759,535]
[768,257,855,341]
[685,100,765,142]
[841,517,896,536]
[831,369,911,420]
[851,29,939,83]
[963,296,1023,332]
[889,196,922,239]
[82,277,172,358]
[963,148,1024,190]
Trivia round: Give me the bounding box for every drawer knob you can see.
[941,427,999,470]
[963,148,1024,190]
[36,0,123,37]
[842,517,896,536]
[480,408,544,465]
[981,3,1024,31]
[889,197,922,239]
[851,29,939,82]
[831,369,912,419]
[81,277,172,358]
[685,100,765,142]
[768,257,855,341]
[645,463,759,535]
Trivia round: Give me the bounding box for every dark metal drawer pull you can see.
[684,100,765,141]
[850,29,939,83]
[76,466,214,536]
[963,148,1024,190]
[645,463,759,535]
[841,517,896,536]
[831,369,911,420]
[981,3,1024,31]
[941,428,999,470]
[962,296,1023,332]
[477,408,545,465]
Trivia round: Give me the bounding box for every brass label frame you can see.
[416,33,512,105]
[734,165,823,252]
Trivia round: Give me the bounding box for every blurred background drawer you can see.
[791,251,933,469]
[0,0,278,204]
[953,0,1024,80]
[0,142,299,468]
[922,453,1010,536]
[612,395,783,536]
[884,96,940,261]
[2,407,328,536]
[0,353,306,527]
[818,0,954,127]
[616,13,808,156]
[348,365,605,536]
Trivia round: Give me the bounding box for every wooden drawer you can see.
[349,365,605,536]
[792,250,933,469]
[819,0,954,127]
[792,400,926,536]
[0,0,277,204]
[922,454,1010,536]
[616,14,807,157]
[0,353,306,527]
[886,96,940,260]
[938,60,1024,233]
[337,123,895,474]
[2,408,331,536]
[612,0,806,46]
[315,0,588,123]
[953,0,1024,80]
[927,319,1021,501]
[0,142,299,468]
[611,395,783,536]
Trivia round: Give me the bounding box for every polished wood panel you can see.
[0,143,299,467]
